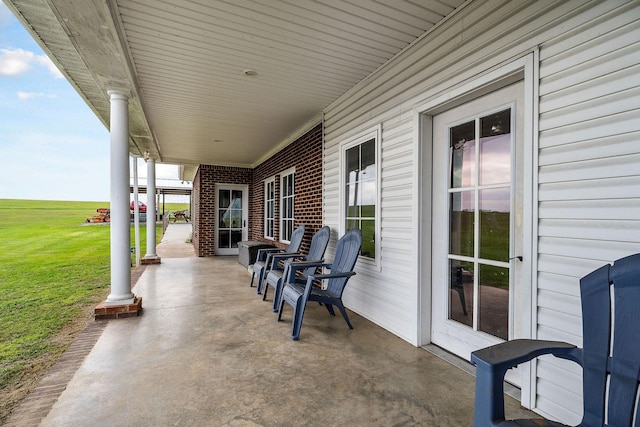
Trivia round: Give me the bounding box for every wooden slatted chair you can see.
[262,226,330,312]
[471,252,640,426]
[277,228,362,340]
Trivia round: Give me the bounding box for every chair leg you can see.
[291,297,307,341]
[455,286,468,315]
[272,280,283,312]
[472,363,507,426]
[262,282,269,301]
[249,271,255,287]
[335,302,353,329]
[256,268,266,294]
[277,298,286,321]
[323,304,336,316]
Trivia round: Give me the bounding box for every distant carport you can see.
[130,185,192,218]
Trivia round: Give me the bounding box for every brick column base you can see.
[94,296,142,320]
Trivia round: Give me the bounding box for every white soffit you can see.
[6,0,465,168]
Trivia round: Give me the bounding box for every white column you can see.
[107,90,134,303]
[144,158,158,259]
[132,156,141,266]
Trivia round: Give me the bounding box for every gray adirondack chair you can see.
[277,228,362,340]
[249,225,305,294]
[471,252,640,426]
[263,226,331,312]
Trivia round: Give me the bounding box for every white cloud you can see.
[17,91,56,99]
[0,47,31,75]
[17,91,38,99]
[0,47,63,78]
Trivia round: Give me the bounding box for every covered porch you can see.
[10,223,534,426]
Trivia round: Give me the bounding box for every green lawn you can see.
[0,199,178,422]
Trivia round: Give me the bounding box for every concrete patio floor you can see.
[14,224,537,426]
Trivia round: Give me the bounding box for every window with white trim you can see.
[280,168,295,242]
[264,178,275,239]
[343,128,379,260]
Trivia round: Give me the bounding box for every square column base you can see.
[141,256,161,265]
[95,296,142,320]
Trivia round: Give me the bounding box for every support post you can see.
[132,156,141,266]
[142,157,161,264]
[107,90,134,303]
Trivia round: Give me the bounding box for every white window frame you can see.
[264,177,275,240]
[340,125,381,268]
[279,167,296,243]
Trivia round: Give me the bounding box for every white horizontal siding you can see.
[535,0,640,421]
[323,0,638,422]
[537,255,607,279]
[539,218,639,243]
[536,358,583,425]
[540,177,640,201]
[538,132,640,166]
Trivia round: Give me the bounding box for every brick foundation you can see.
[94,296,143,320]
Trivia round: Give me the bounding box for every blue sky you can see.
[0,1,183,203]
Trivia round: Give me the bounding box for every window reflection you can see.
[231,231,243,249]
[447,108,512,341]
[478,264,509,340]
[281,172,295,241]
[449,260,473,327]
[232,190,242,208]
[480,109,511,185]
[449,191,474,257]
[219,189,230,208]
[345,138,376,259]
[219,230,230,248]
[479,188,510,261]
[450,121,475,188]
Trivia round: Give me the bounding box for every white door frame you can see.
[215,183,249,255]
[414,52,538,404]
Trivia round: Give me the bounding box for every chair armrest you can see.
[256,248,283,262]
[287,260,328,273]
[308,271,356,281]
[470,339,580,426]
[300,271,357,297]
[471,339,580,371]
[285,261,328,282]
[269,252,304,268]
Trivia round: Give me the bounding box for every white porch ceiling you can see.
[6,0,465,174]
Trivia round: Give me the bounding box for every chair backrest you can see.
[579,253,640,426]
[285,225,305,254]
[302,226,331,276]
[325,228,362,296]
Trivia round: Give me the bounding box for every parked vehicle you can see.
[130,201,147,213]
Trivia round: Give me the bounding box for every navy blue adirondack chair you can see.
[471,253,640,426]
[277,228,362,340]
[249,225,305,294]
[263,226,331,312]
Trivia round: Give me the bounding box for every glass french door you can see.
[431,82,525,368]
[215,184,248,255]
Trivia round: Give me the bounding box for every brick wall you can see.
[193,123,323,256]
[193,165,253,257]
[252,123,323,253]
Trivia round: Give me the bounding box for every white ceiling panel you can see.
[6,0,465,169]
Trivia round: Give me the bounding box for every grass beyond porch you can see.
[0,199,184,423]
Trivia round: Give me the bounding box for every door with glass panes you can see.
[215,184,248,255]
[431,82,525,370]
